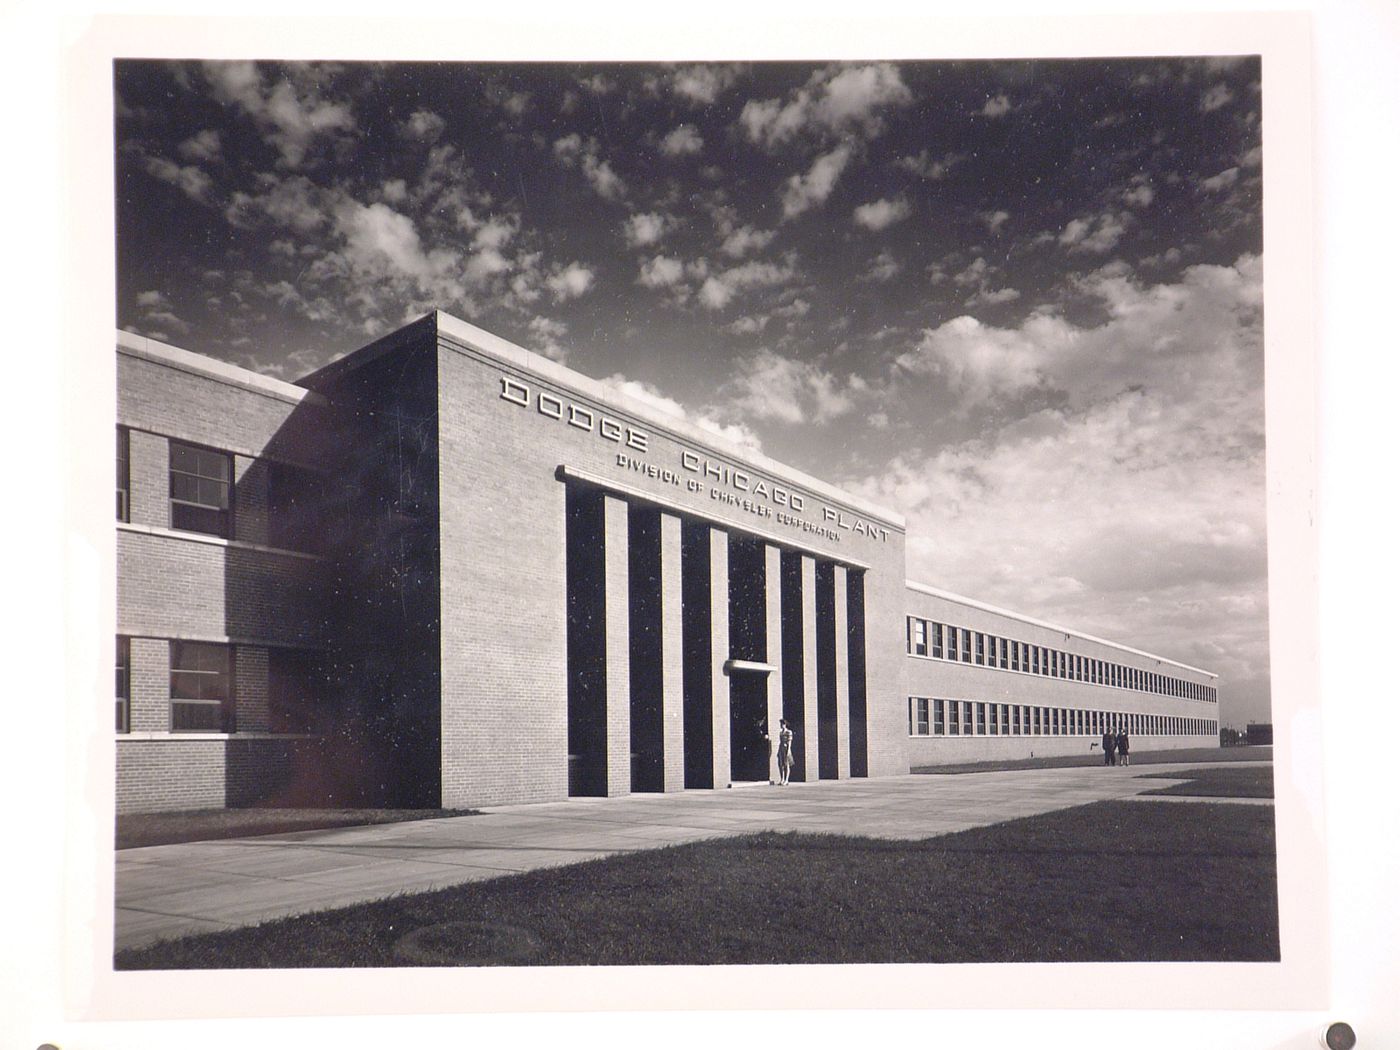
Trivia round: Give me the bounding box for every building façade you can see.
[115,311,1220,813]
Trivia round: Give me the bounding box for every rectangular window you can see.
[117,427,130,522]
[916,697,930,736]
[998,637,1008,669]
[170,641,233,732]
[910,617,928,656]
[116,635,130,733]
[962,701,973,736]
[948,700,961,736]
[932,699,945,736]
[975,633,985,666]
[976,703,987,735]
[930,622,943,659]
[960,629,972,663]
[170,441,232,538]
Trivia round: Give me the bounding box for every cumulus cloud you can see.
[670,64,741,105]
[1058,211,1128,254]
[966,286,1021,308]
[553,133,626,201]
[781,144,852,219]
[177,129,222,163]
[546,261,595,301]
[1200,83,1234,112]
[980,93,1012,117]
[1200,167,1240,192]
[133,289,192,338]
[660,124,704,156]
[624,211,671,248]
[202,61,355,169]
[859,257,1267,704]
[980,209,1011,233]
[740,62,911,147]
[896,254,1263,413]
[1121,177,1155,208]
[720,225,775,258]
[695,255,799,310]
[401,110,446,142]
[143,155,216,205]
[897,149,964,180]
[601,373,764,454]
[721,349,867,425]
[853,196,911,231]
[862,249,900,282]
[638,255,685,288]
[527,316,569,360]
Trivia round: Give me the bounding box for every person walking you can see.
[1117,728,1131,766]
[776,719,795,785]
[1102,727,1117,766]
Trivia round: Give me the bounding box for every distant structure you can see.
[114,312,1222,812]
[1246,722,1274,746]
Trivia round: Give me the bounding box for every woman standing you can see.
[776,719,795,785]
[1117,729,1131,766]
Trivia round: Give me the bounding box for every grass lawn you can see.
[912,745,1269,775]
[115,798,1278,969]
[117,808,480,850]
[1138,765,1274,798]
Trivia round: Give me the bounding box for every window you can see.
[170,441,232,537]
[930,622,944,659]
[960,629,972,663]
[117,427,130,522]
[962,702,973,736]
[170,641,233,732]
[976,703,987,735]
[976,633,986,666]
[910,617,928,657]
[948,700,961,736]
[999,637,1008,669]
[932,699,945,735]
[116,636,130,733]
[915,697,930,735]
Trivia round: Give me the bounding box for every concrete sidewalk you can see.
[114,762,1264,952]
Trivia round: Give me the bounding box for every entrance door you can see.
[729,671,771,782]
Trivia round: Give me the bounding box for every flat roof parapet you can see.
[905,578,1217,678]
[118,329,326,408]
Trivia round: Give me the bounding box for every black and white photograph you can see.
[9,3,1399,1048]
[108,53,1281,974]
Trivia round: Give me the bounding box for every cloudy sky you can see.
[115,58,1268,724]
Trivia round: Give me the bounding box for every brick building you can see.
[115,311,1220,813]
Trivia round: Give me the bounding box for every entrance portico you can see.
[562,471,869,796]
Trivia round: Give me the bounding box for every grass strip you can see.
[116,799,1278,969]
[1138,765,1274,798]
[117,808,480,850]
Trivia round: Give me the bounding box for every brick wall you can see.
[116,340,330,814]
[903,586,1219,764]
[116,738,300,812]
